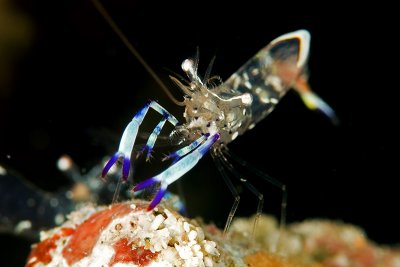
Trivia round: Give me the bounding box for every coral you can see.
[25,201,400,267]
[231,214,400,267]
[25,200,234,267]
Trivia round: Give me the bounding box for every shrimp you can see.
[92,0,337,237]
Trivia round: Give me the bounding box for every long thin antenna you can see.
[91,0,185,106]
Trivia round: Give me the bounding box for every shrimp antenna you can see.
[91,0,185,106]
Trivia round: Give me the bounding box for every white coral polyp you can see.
[28,202,223,267]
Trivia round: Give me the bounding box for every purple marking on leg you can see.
[212,132,220,141]
[122,157,131,182]
[140,144,148,153]
[147,187,167,211]
[132,177,157,192]
[171,154,180,164]
[198,133,220,155]
[146,148,153,162]
[164,152,179,163]
[135,100,152,119]
[102,153,120,178]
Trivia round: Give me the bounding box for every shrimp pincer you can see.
[101,100,178,182]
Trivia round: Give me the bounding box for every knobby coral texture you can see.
[25,200,232,267]
[231,215,400,267]
[25,199,400,267]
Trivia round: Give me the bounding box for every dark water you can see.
[0,0,397,266]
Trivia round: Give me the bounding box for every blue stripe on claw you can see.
[132,177,158,192]
[163,133,210,163]
[147,184,168,211]
[144,116,168,161]
[136,133,220,210]
[101,100,180,184]
[101,152,121,178]
[198,133,220,155]
[122,157,131,182]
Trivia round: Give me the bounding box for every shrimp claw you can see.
[102,100,178,182]
[133,133,220,210]
[163,133,210,163]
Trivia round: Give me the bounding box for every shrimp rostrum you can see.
[101,29,337,232]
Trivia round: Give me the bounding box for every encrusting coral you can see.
[25,199,400,267]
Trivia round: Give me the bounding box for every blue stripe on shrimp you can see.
[133,133,220,210]
[102,100,178,183]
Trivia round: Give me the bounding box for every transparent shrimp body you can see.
[175,30,336,146]
[171,58,253,145]
[224,30,337,133]
[102,30,337,212]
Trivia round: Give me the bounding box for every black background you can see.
[0,0,398,266]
